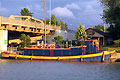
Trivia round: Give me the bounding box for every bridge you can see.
[0,15,61,51]
[0,15,60,34]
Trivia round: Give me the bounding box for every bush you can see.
[52,35,63,44]
[114,39,120,47]
[9,42,18,47]
[116,49,120,53]
[80,41,85,45]
[107,48,120,53]
[72,40,77,46]
[17,46,24,51]
[59,45,64,48]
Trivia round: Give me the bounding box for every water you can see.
[0,59,120,80]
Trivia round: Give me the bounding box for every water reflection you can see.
[0,59,120,80]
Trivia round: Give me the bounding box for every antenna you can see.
[49,0,51,26]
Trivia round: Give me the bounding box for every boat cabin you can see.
[86,28,112,45]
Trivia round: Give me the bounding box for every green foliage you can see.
[76,24,87,41]
[72,40,77,46]
[20,8,33,16]
[51,15,59,26]
[59,20,68,30]
[59,44,64,48]
[20,8,35,22]
[20,8,41,23]
[30,18,35,22]
[101,0,120,39]
[52,35,64,44]
[10,42,18,47]
[64,23,68,29]
[100,46,120,53]
[36,20,41,23]
[114,39,120,47]
[115,49,120,53]
[46,14,68,29]
[46,19,49,24]
[46,14,59,26]
[94,25,105,32]
[80,41,85,45]
[76,24,87,45]
[19,34,31,49]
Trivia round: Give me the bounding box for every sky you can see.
[0,0,104,30]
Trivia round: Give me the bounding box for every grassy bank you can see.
[100,45,120,53]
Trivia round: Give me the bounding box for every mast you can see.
[49,0,51,26]
[44,0,46,45]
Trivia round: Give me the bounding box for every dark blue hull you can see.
[4,53,111,62]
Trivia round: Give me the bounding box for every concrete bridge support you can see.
[0,30,8,51]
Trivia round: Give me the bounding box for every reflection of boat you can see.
[1,40,116,62]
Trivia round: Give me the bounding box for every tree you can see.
[10,42,18,47]
[20,8,33,21]
[114,39,120,47]
[19,34,31,48]
[46,14,59,26]
[64,23,68,29]
[94,25,105,32]
[101,0,120,39]
[59,20,64,29]
[52,35,63,44]
[76,24,87,41]
[20,8,33,16]
[46,14,68,29]
[51,14,59,26]
[59,20,68,30]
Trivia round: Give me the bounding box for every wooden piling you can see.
[102,51,105,62]
[80,57,83,62]
[31,53,34,60]
[30,56,32,60]
[57,56,60,61]
[15,54,17,59]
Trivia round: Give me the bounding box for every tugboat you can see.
[1,39,116,62]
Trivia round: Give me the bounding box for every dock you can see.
[110,53,120,62]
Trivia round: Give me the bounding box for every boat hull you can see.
[1,51,114,62]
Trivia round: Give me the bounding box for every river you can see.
[0,59,120,80]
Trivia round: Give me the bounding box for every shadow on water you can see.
[0,53,120,64]
[0,57,119,64]
[0,56,120,80]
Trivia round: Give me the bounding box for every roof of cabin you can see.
[86,28,111,37]
[62,29,76,33]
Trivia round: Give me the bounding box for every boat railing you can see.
[16,51,24,55]
[7,47,18,53]
[30,44,56,49]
